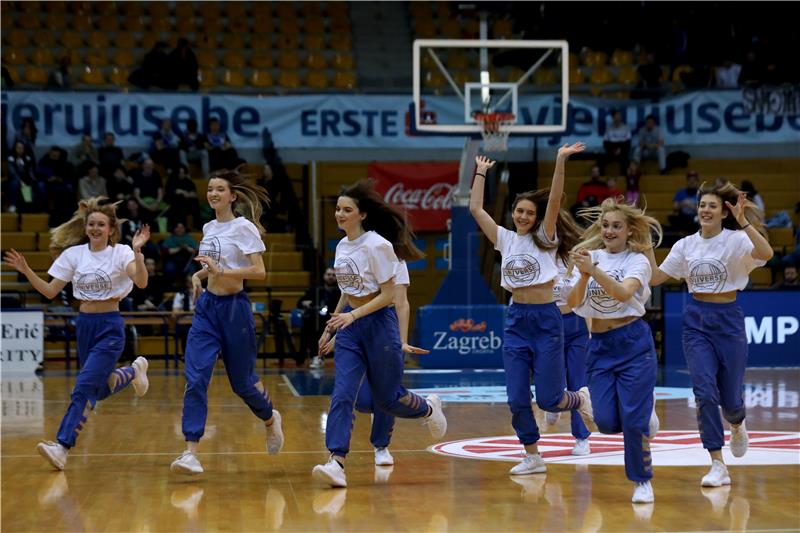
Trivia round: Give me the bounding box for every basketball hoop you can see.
[474,112,515,152]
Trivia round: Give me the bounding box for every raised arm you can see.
[3,250,68,300]
[542,142,586,239]
[125,224,150,289]
[644,246,674,286]
[469,155,499,245]
[726,191,773,261]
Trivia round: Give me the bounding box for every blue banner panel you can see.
[664,291,800,367]
[416,305,506,368]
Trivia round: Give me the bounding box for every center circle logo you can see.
[588,269,624,314]
[198,236,221,265]
[430,431,800,466]
[688,259,728,292]
[75,270,113,299]
[334,257,363,293]
[503,255,541,285]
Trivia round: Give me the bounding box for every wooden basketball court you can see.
[2,365,798,532]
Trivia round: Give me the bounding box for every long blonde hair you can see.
[49,196,122,255]
[209,166,270,236]
[573,196,663,253]
[698,181,767,237]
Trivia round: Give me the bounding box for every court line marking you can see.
[2,449,431,459]
[281,374,301,397]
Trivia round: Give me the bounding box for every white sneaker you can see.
[577,387,594,427]
[374,447,394,466]
[572,438,591,456]
[170,451,204,475]
[36,441,68,471]
[422,394,447,439]
[265,410,284,455]
[648,392,659,440]
[312,458,347,488]
[509,453,547,475]
[131,356,149,397]
[730,420,748,458]
[631,480,654,503]
[309,356,324,369]
[701,459,731,487]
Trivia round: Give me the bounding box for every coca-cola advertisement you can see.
[368,162,459,232]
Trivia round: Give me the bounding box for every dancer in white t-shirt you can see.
[4,197,151,470]
[567,197,664,504]
[645,182,772,488]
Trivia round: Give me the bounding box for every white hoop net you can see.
[475,112,515,152]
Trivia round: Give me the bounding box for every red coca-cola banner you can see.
[368,162,459,232]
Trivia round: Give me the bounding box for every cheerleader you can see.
[4,197,150,470]
[567,198,663,503]
[312,180,446,488]
[645,182,772,487]
[470,144,594,476]
[170,168,283,475]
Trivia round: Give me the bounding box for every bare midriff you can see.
[206,274,244,296]
[348,291,380,309]
[589,315,638,333]
[693,290,737,303]
[510,281,556,304]
[79,299,122,313]
[558,304,572,315]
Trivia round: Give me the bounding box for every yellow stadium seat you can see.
[409,2,432,18]
[252,3,272,17]
[108,67,129,86]
[227,3,248,19]
[590,66,613,85]
[449,50,469,70]
[250,52,273,69]
[147,1,169,18]
[4,49,25,66]
[329,16,351,33]
[45,14,67,30]
[152,17,173,33]
[60,30,83,48]
[1,232,37,251]
[768,227,794,248]
[278,70,301,89]
[80,66,107,85]
[196,34,219,51]
[250,33,272,49]
[276,34,299,50]
[23,66,48,85]
[2,213,20,231]
[87,31,110,49]
[414,19,437,38]
[196,50,217,68]
[435,2,453,18]
[67,1,89,14]
[228,17,249,33]
[223,51,246,69]
[19,14,40,29]
[174,3,195,19]
[122,15,144,31]
[327,2,349,18]
[330,35,352,51]
[31,48,54,66]
[304,34,325,50]
[610,49,634,66]
[198,68,215,88]
[113,49,136,68]
[583,50,608,67]
[750,267,773,287]
[32,29,56,47]
[93,2,117,16]
[306,70,329,89]
[121,2,143,17]
[251,69,273,88]
[1,14,13,31]
[275,3,296,19]
[618,66,638,86]
[569,67,585,85]
[492,18,514,38]
[278,51,301,69]
[441,19,462,38]
[306,51,326,70]
[253,14,275,33]
[5,30,30,48]
[301,2,322,18]
[534,67,557,86]
[72,14,94,31]
[304,17,326,34]
[198,3,220,20]
[333,71,356,90]
[222,69,245,88]
[224,34,246,50]
[111,32,135,48]
[140,32,163,51]
[333,53,354,70]
[85,52,109,67]
[21,214,50,232]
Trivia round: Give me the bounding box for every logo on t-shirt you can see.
[75,270,113,299]
[688,259,728,292]
[335,257,364,293]
[588,269,624,314]
[198,237,221,265]
[502,254,541,286]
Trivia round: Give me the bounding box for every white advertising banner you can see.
[1,310,45,375]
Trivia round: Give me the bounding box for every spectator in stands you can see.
[160,222,198,281]
[602,110,631,176]
[72,134,99,174]
[132,158,165,224]
[258,163,289,232]
[669,170,700,232]
[632,115,667,174]
[98,133,125,179]
[120,198,160,261]
[624,161,642,206]
[739,50,765,87]
[131,258,165,311]
[47,56,71,90]
[14,117,37,159]
[165,164,201,230]
[606,176,623,199]
[179,119,209,177]
[205,118,242,171]
[715,59,742,88]
[129,41,171,90]
[107,165,135,202]
[633,52,664,99]
[167,38,199,91]
[740,180,765,213]
[1,63,14,89]
[77,163,107,200]
[571,165,609,219]
[150,119,182,176]
[36,146,75,224]
[771,263,799,290]
[296,267,341,364]
[6,141,36,213]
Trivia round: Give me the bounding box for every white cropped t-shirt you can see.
[49,243,135,301]
[198,217,265,270]
[573,249,652,319]
[334,231,398,297]
[495,225,559,292]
